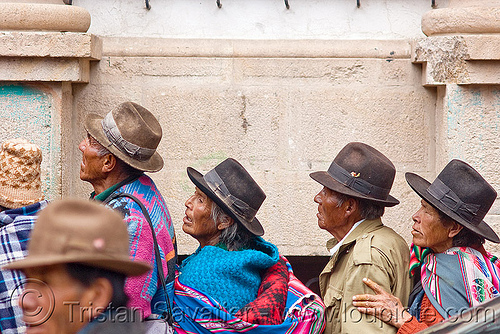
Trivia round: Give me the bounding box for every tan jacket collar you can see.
[325,218,384,262]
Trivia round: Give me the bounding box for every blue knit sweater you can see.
[178,237,279,314]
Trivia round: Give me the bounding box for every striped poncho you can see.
[173,256,325,333]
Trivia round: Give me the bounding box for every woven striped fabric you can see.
[172,256,325,334]
[420,246,500,318]
[105,175,177,318]
[409,243,432,277]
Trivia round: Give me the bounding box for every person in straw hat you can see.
[353,159,500,333]
[0,138,49,334]
[309,142,410,334]
[3,199,152,334]
[78,102,176,319]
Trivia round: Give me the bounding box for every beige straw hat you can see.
[0,138,43,209]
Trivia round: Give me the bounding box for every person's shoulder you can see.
[353,222,408,258]
[370,223,407,248]
[130,174,158,191]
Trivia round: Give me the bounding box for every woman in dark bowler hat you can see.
[353,159,500,333]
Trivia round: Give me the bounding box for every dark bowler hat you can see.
[310,142,399,206]
[85,102,164,172]
[187,158,266,236]
[406,159,499,243]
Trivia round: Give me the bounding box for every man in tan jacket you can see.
[310,142,410,334]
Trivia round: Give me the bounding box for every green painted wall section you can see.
[0,84,60,200]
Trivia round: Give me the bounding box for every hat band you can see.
[327,162,390,200]
[427,178,481,225]
[102,113,156,161]
[204,169,257,222]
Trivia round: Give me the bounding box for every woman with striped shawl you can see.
[352,159,500,333]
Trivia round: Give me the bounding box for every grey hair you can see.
[88,134,111,157]
[210,201,255,251]
[335,192,385,220]
[90,135,142,177]
[96,144,111,157]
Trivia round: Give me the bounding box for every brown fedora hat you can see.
[406,159,499,243]
[4,199,151,276]
[187,158,266,236]
[310,142,399,206]
[84,102,164,172]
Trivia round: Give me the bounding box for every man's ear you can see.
[102,153,117,173]
[344,197,358,218]
[448,221,463,239]
[217,217,234,231]
[80,277,114,322]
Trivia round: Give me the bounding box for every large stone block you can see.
[0,58,89,82]
[0,3,90,32]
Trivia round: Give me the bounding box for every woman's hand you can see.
[352,277,412,329]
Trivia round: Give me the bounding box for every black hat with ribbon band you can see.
[187,158,266,236]
[84,102,164,173]
[406,159,499,243]
[310,142,400,207]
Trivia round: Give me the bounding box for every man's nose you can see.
[411,210,420,223]
[78,138,87,152]
[185,195,194,208]
[314,193,321,204]
[18,288,40,315]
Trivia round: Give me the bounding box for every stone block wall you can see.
[70,38,435,255]
[3,0,500,257]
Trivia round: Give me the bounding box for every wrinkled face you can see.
[78,134,107,184]
[411,199,454,253]
[20,265,88,334]
[314,186,347,235]
[183,187,221,248]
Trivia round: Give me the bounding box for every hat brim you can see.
[309,171,400,207]
[85,113,164,173]
[3,253,151,277]
[186,167,264,236]
[405,172,500,243]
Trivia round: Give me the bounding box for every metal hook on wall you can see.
[357,0,360,8]
[145,0,151,10]
[431,0,436,8]
[284,0,290,9]
[216,0,222,8]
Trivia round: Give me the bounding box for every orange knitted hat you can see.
[0,139,43,209]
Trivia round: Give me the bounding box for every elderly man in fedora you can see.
[310,142,410,334]
[78,102,176,319]
[3,199,151,334]
[353,159,500,333]
[0,138,49,334]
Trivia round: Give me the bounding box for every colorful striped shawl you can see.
[103,175,177,318]
[418,246,500,318]
[172,256,325,334]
